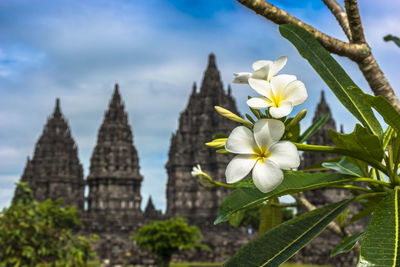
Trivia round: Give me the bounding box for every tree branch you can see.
[236,0,364,59]
[344,0,366,43]
[236,0,400,112]
[293,193,352,238]
[322,0,352,41]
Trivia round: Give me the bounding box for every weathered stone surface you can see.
[143,196,163,222]
[165,54,253,261]
[20,99,85,210]
[166,53,240,227]
[86,84,143,222]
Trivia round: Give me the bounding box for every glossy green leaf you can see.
[331,232,365,257]
[329,124,384,162]
[258,198,282,235]
[215,171,355,224]
[279,24,382,139]
[225,199,352,267]
[298,114,329,143]
[358,188,400,266]
[322,157,363,177]
[364,94,400,134]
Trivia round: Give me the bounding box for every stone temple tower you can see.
[86,84,143,230]
[166,53,240,228]
[20,99,85,210]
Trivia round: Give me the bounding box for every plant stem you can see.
[353,178,391,187]
[328,185,372,192]
[294,142,387,174]
[197,174,235,188]
[354,192,387,201]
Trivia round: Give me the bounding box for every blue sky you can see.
[1,0,399,211]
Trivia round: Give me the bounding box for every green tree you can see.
[133,217,206,267]
[0,182,97,266]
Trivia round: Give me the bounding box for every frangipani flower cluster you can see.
[225,119,300,193]
[234,56,308,118]
[193,56,307,194]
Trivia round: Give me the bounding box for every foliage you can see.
[225,200,352,266]
[0,182,97,266]
[133,217,206,267]
[384,34,400,48]
[194,21,400,266]
[229,201,294,231]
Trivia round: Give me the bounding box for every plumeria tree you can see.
[192,24,400,266]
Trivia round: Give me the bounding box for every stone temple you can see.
[16,54,350,265]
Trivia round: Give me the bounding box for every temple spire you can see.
[87,85,143,224]
[111,83,121,106]
[192,82,197,95]
[199,53,224,97]
[207,53,216,70]
[53,98,62,118]
[20,98,84,209]
[166,53,240,226]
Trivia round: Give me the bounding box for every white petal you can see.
[248,78,272,98]
[253,119,285,149]
[225,126,257,154]
[269,101,293,118]
[233,72,252,84]
[269,56,287,79]
[252,65,270,80]
[247,97,270,110]
[225,155,257,184]
[270,74,297,96]
[268,141,300,170]
[252,160,283,193]
[252,60,272,71]
[282,80,308,106]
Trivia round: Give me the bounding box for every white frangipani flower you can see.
[233,56,287,84]
[247,74,307,118]
[224,119,300,193]
[191,164,203,177]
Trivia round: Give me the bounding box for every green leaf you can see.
[331,232,365,257]
[215,171,356,224]
[329,124,384,162]
[225,199,352,267]
[358,188,400,266]
[384,34,400,48]
[229,210,245,228]
[279,24,382,139]
[322,157,363,177]
[258,198,282,235]
[298,114,329,143]
[364,94,400,134]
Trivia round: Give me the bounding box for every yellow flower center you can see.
[270,93,284,108]
[253,147,270,164]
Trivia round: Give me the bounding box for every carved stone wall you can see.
[165,54,253,262]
